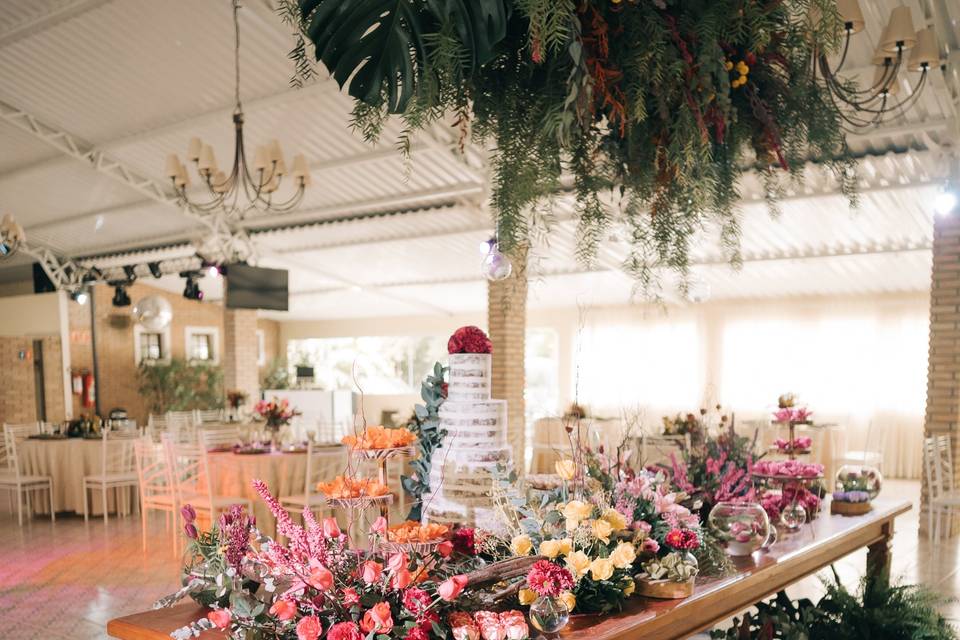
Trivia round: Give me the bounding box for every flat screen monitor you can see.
[225,264,289,311]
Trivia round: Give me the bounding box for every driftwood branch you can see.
[464,555,543,590]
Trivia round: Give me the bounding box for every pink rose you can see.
[322,517,341,538]
[296,615,323,640]
[391,568,413,590]
[360,602,394,634]
[328,622,363,640]
[633,520,652,533]
[269,599,297,621]
[641,538,660,553]
[307,564,334,590]
[342,587,360,607]
[388,552,408,573]
[370,516,388,536]
[438,574,469,601]
[437,540,454,557]
[206,609,231,629]
[361,560,383,584]
[406,627,429,640]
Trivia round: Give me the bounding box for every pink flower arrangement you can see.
[447,326,493,354]
[774,436,812,452]
[752,459,823,478]
[254,397,301,429]
[664,528,700,551]
[449,611,527,640]
[525,560,575,597]
[772,407,813,423]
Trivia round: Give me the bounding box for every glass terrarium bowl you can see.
[834,465,882,501]
[708,501,774,556]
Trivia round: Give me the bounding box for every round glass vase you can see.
[835,465,882,500]
[529,595,570,634]
[708,501,774,556]
[780,502,807,530]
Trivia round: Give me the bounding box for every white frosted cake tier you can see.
[447,353,492,401]
[439,399,507,447]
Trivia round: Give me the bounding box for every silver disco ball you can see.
[132,295,172,331]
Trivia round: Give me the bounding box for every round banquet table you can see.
[207,450,310,529]
[17,438,136,516]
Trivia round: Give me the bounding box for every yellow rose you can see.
[539,539,562,559]
[558,591,577,612]
[565,551,591,578]
[518,588,537,605]
[562,500,594,526]
[510,534,533,556]
[555,459,577,481]
[591,518,613,544]
[610,542,637,569]
[589,557,615,582]
[601,508,627,532]
[558,538,573,556]
[622,579,636,596]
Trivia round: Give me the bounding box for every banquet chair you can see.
[1,423,55,526]
[194,409,224,424]
[280,442,347,521]
[923,434,960,544]
[82,429,140,524]
[636,433,690,469]
[146,414,169,443]
[198,427,241,450]
[166,442,253,527]
[133,440,178,552]
[167,411,197,443]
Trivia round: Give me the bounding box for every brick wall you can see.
[258,318,281,376]
[0,337,39,424]
[922,209,960,535]
[224,309,259,410]
[41,336,66,422]
[488,250,528,472]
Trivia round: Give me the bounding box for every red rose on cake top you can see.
[448,326,493,354]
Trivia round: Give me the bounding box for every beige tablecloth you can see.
[17,439,135,516]
[208,451,310,526]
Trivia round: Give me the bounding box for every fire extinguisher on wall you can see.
[81,371,95,409]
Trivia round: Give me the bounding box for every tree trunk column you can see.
[488,249,528,474]
[223,308,259,410]
[922,199,960,537]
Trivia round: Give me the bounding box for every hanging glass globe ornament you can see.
[132,295,173,331]
[481,242,513,281]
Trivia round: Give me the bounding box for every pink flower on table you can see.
[269,599,297,621]
[392,568,413,590]
[361,560,383,584]
[633,520,652,533]
[342,587,360,607]
[388,552,408,573]
[327,622,362,640]
[322,517,341,538]
[773,408,793,422]
[449,612,480,640]
[403,587,432,615]
[296,615,323,640]
[360,602,394,634]
[306,563,334,590]
[438,574,469,601]
[206,609,231,629]
[370,516,388,536]
[437,540,454,557]
[641,538,660,553]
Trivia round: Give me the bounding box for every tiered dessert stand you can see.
[754,420,824,531]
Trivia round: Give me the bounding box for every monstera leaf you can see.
[299,0,508,113]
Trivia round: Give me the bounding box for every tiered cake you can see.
[423,352,510,529]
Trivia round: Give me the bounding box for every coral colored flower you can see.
[269,599,297,621]
[438,574,469,601]
[361,560,383,584]
[307,564,334,590]
[296,615,322,640]
[322,517,341,538]
[392,568,413,589]
[342,587,360,607]
[664,528,700,551]
[371,516,388,535]
[437,540,454,557]
[388,552,408,573]
[360,602,394,634]
[207,609,231,629]
[327,622,362,640]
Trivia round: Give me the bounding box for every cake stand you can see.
[769,420,813,460]
[323,493,394,544]
[751,471,824,531]
[348,445,416,525]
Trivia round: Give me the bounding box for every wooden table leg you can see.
[866,520,893,590]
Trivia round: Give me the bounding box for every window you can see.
[257,329,266,366]
[185,327,219,364]
[134,325,171,364]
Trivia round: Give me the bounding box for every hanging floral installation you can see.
[281,0,857,289]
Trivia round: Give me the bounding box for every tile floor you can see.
[0,479,954,639]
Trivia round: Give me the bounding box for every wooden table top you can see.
[107,498,911,640]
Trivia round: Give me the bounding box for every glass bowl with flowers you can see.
[707,500,774,557]
[831,465,882,515]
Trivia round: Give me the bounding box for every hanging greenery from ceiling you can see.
[282,0,857,290]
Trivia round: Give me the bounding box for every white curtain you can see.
[570,295,929,478]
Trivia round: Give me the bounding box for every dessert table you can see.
[107,498,910,640]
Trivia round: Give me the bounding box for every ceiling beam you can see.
[0,0,113,49]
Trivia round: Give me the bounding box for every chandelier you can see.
[164,0,311,218]
[815,1,940,131]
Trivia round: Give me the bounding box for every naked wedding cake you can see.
[423,327,511,529]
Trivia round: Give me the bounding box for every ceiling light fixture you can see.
[111,282,131,307]
[71,289,89,305]
[815,2,939,131]
[123,265,138,281]
[164,0,310,219]
[934,188,958,218]
[148,262,163,279]
[181,271,203,301]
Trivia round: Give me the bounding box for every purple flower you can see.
[184,523,198,539]
[180,504,196,523]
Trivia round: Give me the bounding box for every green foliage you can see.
[402,361,447,521]
[711,571,957,640]
[261,357,291,390]
[137,358,223,415]
[286,0,856,293]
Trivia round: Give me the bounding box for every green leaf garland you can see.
[402,361,447,521]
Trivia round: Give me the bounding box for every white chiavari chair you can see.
[194,409,225,424]
[166,442,252,527]
[280,442,347,520]
[1,423,54,526]
[167,411,197,443]
[82,429,140,524]
[923,434,960,543]
[146,414,169,443]
[198,426,241,450]
[134,439,178,552]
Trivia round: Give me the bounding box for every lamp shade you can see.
[165,153,181,179]
[274,156,287,176]
[198,144,216,173]
[837,0,865,34]
[268,139,283,163]
[882,6,916,52]
[175,161,190,188]
[187,137,203,161]
[252,145,269,171]
[908,28,939,71]
[212,170,229,193]
[291,154,308,178]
